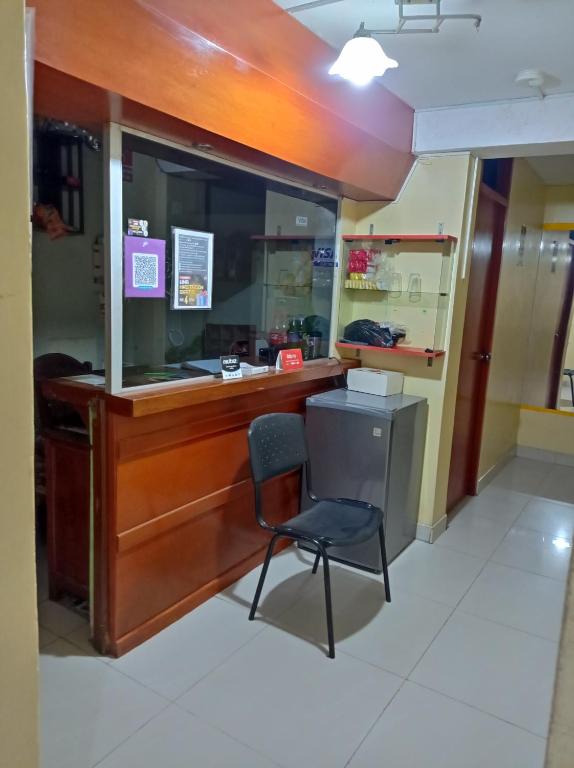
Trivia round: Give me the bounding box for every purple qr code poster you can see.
[124,236,166,298]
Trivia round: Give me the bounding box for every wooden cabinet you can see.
[42,359,356,655]
[45,430,90,601]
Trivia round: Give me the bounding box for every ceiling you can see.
[274,0,574,109]
[527,156,574,186]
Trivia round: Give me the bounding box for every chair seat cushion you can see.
[278,500,380,547]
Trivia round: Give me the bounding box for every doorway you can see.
[447,159,513,513]
[546,235,574,409]
[32,119,104,645]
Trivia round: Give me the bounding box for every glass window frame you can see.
[103,123,342,394]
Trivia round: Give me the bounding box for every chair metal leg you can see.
[249,534,279,620]
[378,524,391,603]
[312,549,321,574]
[320,547,335,659]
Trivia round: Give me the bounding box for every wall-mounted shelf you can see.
[251,235,330,241]
[343,234,457,244]
[336,341,445,362]
[338,234,456,358]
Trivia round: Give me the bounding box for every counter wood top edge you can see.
[41,359,358,418]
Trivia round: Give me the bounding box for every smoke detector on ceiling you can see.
[515,69,548,97]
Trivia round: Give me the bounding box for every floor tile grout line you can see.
[173,707,288,768]
[264,569,462,766]
[343,678,409,768]
[486,555,570,583]
[41,636,176,705]
[229,569,464,678]
[111,618,270,705]
[407,502,563,681]
[168,609,407,768]
[433,538,508,562]
[281,592,458,682]
[486,546,571,583]
[453,607,562,645]
[338,595,458,683]
[89,700,173,768]
[495,519,574,540]
[169,620,273,704]
[406,678,550,741]
[401,471,566,743]
[43,630,286,768]
[405,539,495,680]
[42,461,569,767]
[38,638,61,653]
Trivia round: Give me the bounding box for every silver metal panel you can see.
[104,123,124,394]
[306,388,425,418]
[303,391,427,570]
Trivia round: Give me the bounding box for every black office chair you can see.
[247,412,391,659]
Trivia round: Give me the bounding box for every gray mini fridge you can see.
[302,389,427,571]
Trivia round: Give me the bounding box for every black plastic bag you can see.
[342,319,405,348]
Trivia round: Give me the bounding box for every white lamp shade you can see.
[329,36,398,86]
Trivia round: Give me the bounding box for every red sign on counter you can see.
[276,348,304,371]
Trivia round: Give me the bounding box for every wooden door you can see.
[447,185,507,511]
[547,238,574,408]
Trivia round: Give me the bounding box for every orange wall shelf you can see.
[335,342,445,360]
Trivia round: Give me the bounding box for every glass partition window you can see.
[117,132,337,388]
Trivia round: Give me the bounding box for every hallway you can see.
[38,456,572,768]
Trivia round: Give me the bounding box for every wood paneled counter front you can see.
[42,359,355,656]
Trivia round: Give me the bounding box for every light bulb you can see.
[329,34,398,87]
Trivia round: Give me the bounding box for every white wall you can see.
[414,93,574,157]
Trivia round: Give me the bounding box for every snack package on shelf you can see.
[347,248,393,290]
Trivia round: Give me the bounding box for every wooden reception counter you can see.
[41,358,354,656]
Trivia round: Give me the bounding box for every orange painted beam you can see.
[30,0,414,200]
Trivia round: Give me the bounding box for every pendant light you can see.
[329,23,398,87]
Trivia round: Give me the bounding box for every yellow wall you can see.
[523,230,572,406]
[478,159,545,477]
[0,2,39,766]
[545,185,574,224]
[337,154,479,530]
[518,407,574,457]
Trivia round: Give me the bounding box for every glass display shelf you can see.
[338,234,457,365]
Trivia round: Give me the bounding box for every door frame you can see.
[465,183,508,494]
[447,168,511,513]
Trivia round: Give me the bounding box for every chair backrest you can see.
[248,413,308,485]
[33,353,92,432]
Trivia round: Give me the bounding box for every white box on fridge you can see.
[347,368,404,397]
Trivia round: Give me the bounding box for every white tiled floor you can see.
[38,456,572,768]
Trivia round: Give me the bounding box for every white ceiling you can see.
[527,155,574,186]
[275,0,574,109]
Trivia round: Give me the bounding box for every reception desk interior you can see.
[41,359,355,656]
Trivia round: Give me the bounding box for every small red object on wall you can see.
[276,349,304,371]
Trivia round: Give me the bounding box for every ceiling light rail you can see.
[381,0,482,35]
[287,0,481,35]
